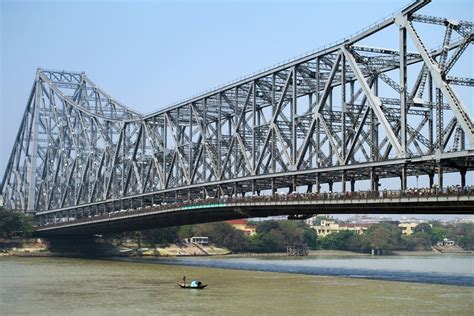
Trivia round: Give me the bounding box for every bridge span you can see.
[1,0,474,236]
[34,189,473,236]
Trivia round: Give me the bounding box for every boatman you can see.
[182,276,186,285]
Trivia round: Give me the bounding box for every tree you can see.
[192,222,248,251]
[249,220,316,253]
[412,232,432,250]
[458,231,474,251]
[320,230,356,250]
[362,223,402,254]
[430,226,446,244]
[303,228,318,250]
[414,223,432,234]
[0,208,33,238]
[141,226,180,246]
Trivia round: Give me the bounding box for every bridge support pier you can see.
[370,168,379,192]
[460,168,467,188]
[429,172,434,188]
[437,166,443,189]
[233,183,237,198]
[342,171,346,192]
[401,164,407,191]
[315,174,321,194]
[271,178,276,196]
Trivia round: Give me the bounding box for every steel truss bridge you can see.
[1,0,474,236]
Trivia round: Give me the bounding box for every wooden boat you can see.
[177,282,208,289]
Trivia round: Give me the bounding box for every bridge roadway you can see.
[34,189,474,236]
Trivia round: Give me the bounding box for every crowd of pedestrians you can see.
[41,185,473,227]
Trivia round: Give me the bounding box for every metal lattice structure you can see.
[1,0,473,225]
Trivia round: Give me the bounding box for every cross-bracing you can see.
[1,0,473,234]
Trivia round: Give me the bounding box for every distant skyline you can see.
[1,0,473,220]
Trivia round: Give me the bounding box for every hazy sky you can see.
[1,0,473,218]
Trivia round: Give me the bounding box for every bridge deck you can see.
[35,191,474,236]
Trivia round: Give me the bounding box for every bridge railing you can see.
[36,186,474,228]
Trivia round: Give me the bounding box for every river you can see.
[1,255,473,315]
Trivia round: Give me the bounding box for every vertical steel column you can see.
[163,115,167,188]
[27,80,40,212]
[437,165,443,189]
[315,58,320,170]
[328,91,333,166]
[121,123,126,195]
[189,104,192,182]
[400,24,408,158]
[401,164,407,191]
[252,81,256,173]
[218,93,222,175]
[436,89,443,152]
[292,66,297,167]
[428,73,434,153]
[400,26,409,190]
[341,55,346,192]
[234,88,238,178]
[316,173,320,193]
[460,168,466,188]
[271,74,276,174]
[371,76,379,161]
[203,99,208,181]
[308,94,313,168]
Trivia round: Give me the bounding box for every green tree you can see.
[430,226,446,244]
[141,226,180,246]
[0,208,33,238]
[412,231,432,250]
[320,230,356,250]
[414,223,432,234]
[362,223,402,254]
[249,220,316,253]
[192,222,248,252]
[303,228,318,250]
[458,232,474,250]
[401,235,416,251]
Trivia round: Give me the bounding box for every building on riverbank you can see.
[227,219,256,236]
[312,220,371,237]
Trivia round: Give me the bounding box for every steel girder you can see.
[1,0,473,216]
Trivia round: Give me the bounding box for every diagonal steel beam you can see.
[343,46,404,157]
[404,19,474,147]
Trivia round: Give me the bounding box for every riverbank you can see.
[2,239,471,258]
